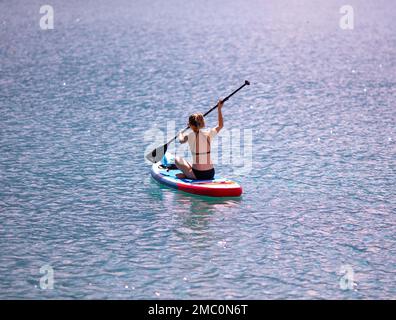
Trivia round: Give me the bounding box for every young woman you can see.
[175,100,224,180]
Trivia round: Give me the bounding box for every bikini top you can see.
[192,131,210,154]
[187,129,217,161]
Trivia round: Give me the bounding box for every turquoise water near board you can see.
[1,0,395,299]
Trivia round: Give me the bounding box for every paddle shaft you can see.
[169,81,250,142]
[203,82,249,116]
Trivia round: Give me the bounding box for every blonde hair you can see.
[189,113,205,129]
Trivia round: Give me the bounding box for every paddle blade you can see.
[145,144,168,163]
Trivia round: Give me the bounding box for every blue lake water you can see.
[1,0,395,299]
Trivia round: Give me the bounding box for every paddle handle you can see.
[172,80,250,141]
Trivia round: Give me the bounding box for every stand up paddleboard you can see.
[150,153,242,197]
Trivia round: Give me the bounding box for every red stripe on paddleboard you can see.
[177,182,242,197]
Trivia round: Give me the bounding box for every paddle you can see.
[145,80,250,163]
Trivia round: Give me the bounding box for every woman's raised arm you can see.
[215,100,224,133]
